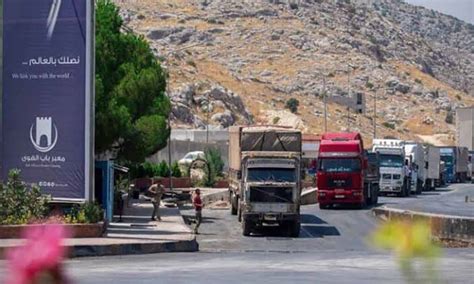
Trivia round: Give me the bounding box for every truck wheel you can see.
[372,186,379,205]
[288,221,300,238]
[400,183,407,197]
[416,181,423,195]
[230,194,238,215]
[319,203,330,210]
[237,202,242,223]
[242,218,252,236]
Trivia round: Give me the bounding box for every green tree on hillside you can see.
[95,0,171,162]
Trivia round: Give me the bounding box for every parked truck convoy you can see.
[403,142,425,194]
[439,147,469,183]
[317,133,379,209]
[228,126,302,237]
[372,139,409,197]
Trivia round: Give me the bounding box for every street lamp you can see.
[165,70,173,191]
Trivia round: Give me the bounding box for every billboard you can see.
[2,0,93,201]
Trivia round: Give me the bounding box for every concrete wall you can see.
[456,108,474,151]
[148,140,230,170]
[171,129,229,142]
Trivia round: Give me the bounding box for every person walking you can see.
[192,188,203,234]
[148,183,165,221]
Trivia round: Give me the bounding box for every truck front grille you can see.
[327,178,352,188]
[249,187,293,203]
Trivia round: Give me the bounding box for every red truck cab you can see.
[317,133,372,209]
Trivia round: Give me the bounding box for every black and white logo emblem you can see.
[29,117,59,153]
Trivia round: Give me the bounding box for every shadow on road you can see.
[300,225,340,238]
[300,214,327,224]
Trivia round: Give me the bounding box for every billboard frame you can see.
[1,0,95,203]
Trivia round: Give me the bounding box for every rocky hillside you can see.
[114,0,474,145]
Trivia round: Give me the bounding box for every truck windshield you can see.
[367,153,378,165]
[440,155,453,166]
[379,155,404,167]
[247,168,296,182]
[318,158,361,173]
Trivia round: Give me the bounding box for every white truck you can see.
[423,145,441,191]
[372,139,409,197]
[228,126,302,237]
[403,142,425,194]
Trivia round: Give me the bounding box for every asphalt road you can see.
[1,184,473,283]
[380,183,474,217]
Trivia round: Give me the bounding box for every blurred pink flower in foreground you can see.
[5,223,71,284]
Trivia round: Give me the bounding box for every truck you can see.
[317,132,379,209]
[228,126,302,237]
[403,142,425,195]
[423,145,441,191]
[439,147,469,183]
[372,139,409,197]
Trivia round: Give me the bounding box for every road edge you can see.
[70,239,199,258]
[372,207,474,243]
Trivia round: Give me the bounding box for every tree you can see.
[157,160,170,177]
[95,0,171,162]
[285,98,300,113]
[171,161,182,178]
[204,148,224,187]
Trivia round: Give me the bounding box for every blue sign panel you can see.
[2,0,92,201]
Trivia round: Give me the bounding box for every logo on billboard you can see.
[47,0,62,39]
[29,117,58,153]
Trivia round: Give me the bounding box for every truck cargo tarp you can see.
[241,131,301,152]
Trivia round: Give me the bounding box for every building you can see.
[456,107,474,150]
[327,91,366,114]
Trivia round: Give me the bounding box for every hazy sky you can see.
[405,0,474,24]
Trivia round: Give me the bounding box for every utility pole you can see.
[347,65,351,131]
[373,89,377,139]
[323,77,328,133]
[162,43,205,191]
[166,70,173,191]
[206,90,210,145]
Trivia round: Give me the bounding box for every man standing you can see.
[192,188,203,234]
[148,184,165,221]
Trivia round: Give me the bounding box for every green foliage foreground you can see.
[95,0,171,163]
[0,170,49,225]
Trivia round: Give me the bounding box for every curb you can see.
[301,188,318,205]
[70,239,199,258]
[0,238,199,259]
[372,207,474,243]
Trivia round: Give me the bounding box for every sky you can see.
[405,0,474,24]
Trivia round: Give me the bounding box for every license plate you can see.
[265,215,277,221]
[335,195,345,199]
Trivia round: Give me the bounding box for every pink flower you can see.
[5,223,71,284]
